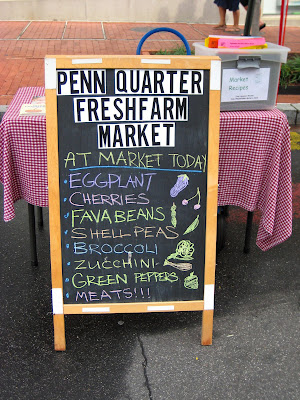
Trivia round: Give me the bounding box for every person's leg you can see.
[222,0,240,32]
[258,8,266,30]
[242,2,265,28]
[214,6,227,29]
[225,9,240,32]
[233,9,240,29]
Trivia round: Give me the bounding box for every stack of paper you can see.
[204,35,267,50]
[19,96,46,116]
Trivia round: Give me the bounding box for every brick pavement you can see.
[0,21,299,105]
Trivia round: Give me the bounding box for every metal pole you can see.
[243,211,254,254]
[251,0,260,36]
[243,0,256,36]
[37,206,43,228]
[279,0,289,45]
[28,204,38,266]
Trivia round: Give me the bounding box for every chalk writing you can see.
[68,172,156,190]
[71,207,165,227]
[73,257,156,270]
[68,192,150,207]
[64,151,207,172]
[70,226,179,240]
[75,287,151,302]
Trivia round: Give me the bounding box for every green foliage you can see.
[156,45,195,55]
[279,55,300,88]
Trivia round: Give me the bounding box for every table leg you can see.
[37,206,43,228]
[217,211,226,253]
[28,204,38,266]
[243,211,254,253]
[223,205,229,217]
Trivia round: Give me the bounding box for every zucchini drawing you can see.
[163,259,192,271]
[183,215,200,235]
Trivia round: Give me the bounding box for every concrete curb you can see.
[0,105,8,121]
[1,104,299,125]
[277,103,300,126]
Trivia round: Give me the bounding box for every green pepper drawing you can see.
[184,272,199,290]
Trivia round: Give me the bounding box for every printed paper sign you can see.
[221,68,270,102]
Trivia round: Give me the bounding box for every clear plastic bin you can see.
[193,42,290,111]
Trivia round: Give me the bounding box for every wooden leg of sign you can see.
[201,310,214,345]
[53,314,66,351]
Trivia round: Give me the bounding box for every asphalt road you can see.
[0,129,299,400]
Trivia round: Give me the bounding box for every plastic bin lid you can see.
[193,42,291,63]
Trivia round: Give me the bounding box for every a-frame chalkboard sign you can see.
[45,55,221,350]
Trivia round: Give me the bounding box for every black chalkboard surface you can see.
[46,55,220,350]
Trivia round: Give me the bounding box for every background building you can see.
[0,0,299,26]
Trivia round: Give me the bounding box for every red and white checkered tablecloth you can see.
[218,108,292,251]
[0,88,292,251]
[0,87,48,220]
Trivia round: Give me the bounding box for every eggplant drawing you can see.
[170,174,189,197]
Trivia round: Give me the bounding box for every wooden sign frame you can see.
[45,55,220,351]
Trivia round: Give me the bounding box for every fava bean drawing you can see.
[171,202,177,228]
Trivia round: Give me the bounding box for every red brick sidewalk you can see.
[0,21,299,105]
